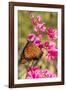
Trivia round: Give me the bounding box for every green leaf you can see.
[19,68,27,79]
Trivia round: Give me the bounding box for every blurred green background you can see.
[18,10,58,79]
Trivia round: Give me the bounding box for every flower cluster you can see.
[27,15,58,61]
[44,41,58,61]
[31,15,46,32]
[26,66,56,79]
[48,27,57,40]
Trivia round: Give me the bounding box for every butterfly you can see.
[19,41,43,64]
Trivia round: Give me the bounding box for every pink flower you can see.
[26,66,42,78]
[40,23,46,32]
[27,34,36,42]
[48,27,57,40]
[34,27,38,32]
[48,41,56,49]
[31,18,37,25]
[33,35,43,49]
[37,15,42,22]
[36,23,46,32]
[46,48,58,61]
[44,41,56,49]
[31,15,46,32]
[48,48,58,58]
[42,69,56,78]
[34,37,41,46]
[26,76,33,79]
[26,67,56,79]
[44,41,49,48]
[44,41,58,61]
[38,34,43,40]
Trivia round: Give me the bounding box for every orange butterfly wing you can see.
[19,42,43,64]
[24,42,42,60]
